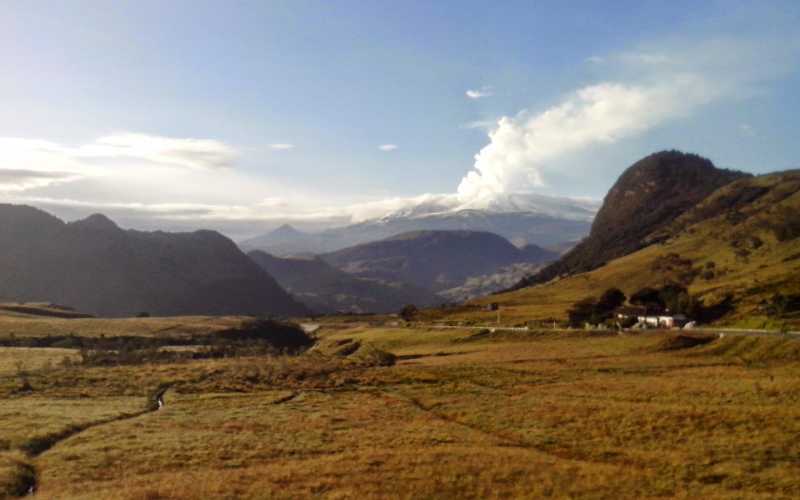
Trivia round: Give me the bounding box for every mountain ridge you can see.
[0,204,308,318]
[450,169,800,328]
[248,250,440,313]
[513,151,750,289]
[240,192,597,256]
[322,229,558,293]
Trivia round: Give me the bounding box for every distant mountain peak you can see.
[271,224,304,236]
[71,213,121,232]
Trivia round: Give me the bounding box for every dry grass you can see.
[429,218,800,328]
[0,451,34,498]
[0,348,79,376]
[423,177,800,329]
[3,324,800,499]
[0,312,249,339]
[0,397,143,452]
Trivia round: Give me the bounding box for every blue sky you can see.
[0,1,798,236]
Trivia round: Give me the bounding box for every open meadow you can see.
[1,311,800,499]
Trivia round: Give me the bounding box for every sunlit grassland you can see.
[315,325,483,356]
[0,348,78,376]
[0,312,248,339]
[0,397,143,452]
[430,214,800,328]
[419,179,800,329]
[1,323,798,499]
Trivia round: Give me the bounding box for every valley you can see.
[4,2,800,498]
[1,153,799,500]
[2,307,800,499]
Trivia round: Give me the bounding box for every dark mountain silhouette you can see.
[0,205,308,317]
[514,151,750,289]
[322,230,557,293]
[248,251,440,313]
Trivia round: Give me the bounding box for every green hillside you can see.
[436,171,800,329]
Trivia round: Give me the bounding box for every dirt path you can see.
[19,388,170,497]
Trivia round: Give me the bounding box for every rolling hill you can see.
[248,250,440,314]
[515,151,749,288]
[0,205,308,318]
[437,169,800,329]
[322,230,558,293]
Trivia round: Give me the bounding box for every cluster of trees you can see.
[568,283,699,328]
[764,293,800,317]
[628,284,696,316]
[2,319,315,367]
[567,288,626,327]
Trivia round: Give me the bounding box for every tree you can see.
[659,283,689,313]
[630,287,664,312]
[400,304,418,322]
[568,297,599,327]
[597,288,626,312]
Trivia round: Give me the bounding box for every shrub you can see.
[597,288,626,312]
[400,304,419,322]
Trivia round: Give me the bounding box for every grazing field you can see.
[0,309,249,339]
[0,348,78,376]
[2,319,800,499]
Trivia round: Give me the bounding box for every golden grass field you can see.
[437,215,800,330]
[2,313,800,499]
[0,306,248,339]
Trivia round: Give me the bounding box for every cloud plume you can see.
[458,77,718,201]
[457,35,799,203]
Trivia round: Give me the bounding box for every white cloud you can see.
[618,52,672,66]
[465,86,494,99]
[0,168,80,192]
[78,133,238,170]
[739,123,756,137]
[0,138,96,191]
[585,56,605,64]
[457,35,799,203]
[0,132,239,193]
[458,78,718,200]
[269,143,295,151]
[378,144,398,152]
[460,119,497,131]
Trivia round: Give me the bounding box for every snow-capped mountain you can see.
[374,192,598,223]
[241,192,598,256]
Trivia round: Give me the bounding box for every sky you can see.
[1,0,799,239]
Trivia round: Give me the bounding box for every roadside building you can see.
[615,306,690,329]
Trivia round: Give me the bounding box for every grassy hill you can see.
[516,151,749,288]
[248,250,440,313]
[432,171,800,329]
[323,230,557,293]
